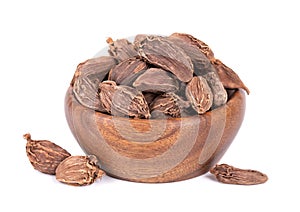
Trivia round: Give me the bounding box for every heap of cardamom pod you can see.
[71,33,249,118]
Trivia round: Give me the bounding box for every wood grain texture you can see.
[65,87,246,183]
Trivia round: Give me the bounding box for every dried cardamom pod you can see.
[23,133,71,175]
[185,76,213,114]
[98,80,118,114]
[168,35,215,76]
[112,85,150,118]
[133,68,179,93]
[99,81,150,118]
[212,59,250,94]
[203,72,228,108]
[150,92,190,118]
[108,57,147,85]
[210,164,268,185]
[170,33,215,61]
[72,56,117,111]
[55,155,105,186]
[136,35,194,82]
[107,37,138,62]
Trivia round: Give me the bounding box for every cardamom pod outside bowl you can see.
[65,87,246,183]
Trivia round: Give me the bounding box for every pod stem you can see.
[23,133,32,141]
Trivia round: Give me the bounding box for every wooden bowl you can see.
[65,87,246,183]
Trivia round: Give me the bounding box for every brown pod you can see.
[210,164,268,185]
[170,33,215,61]
[136,35,194,82]
[72,56,117,112]
[212,59,250,94]
[168,34,215,76]
[107,37,138,62]
[23,133,71,175]
[98,80,118,114]
[108,57,147,85]
[99,81,150,118]
[55,155,105,186]
[202,72,228,108]
[133,68,179,93]
[111,85,150,118]
[150,92,190,118]
[185,76,213,114]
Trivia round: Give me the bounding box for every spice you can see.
[185,76,213,114]
[108,57,147,85]
[23,133,71,175]
[168,34,215,76]
[133,68,179,93]
[72,56,117,111]
[210,164,268,185]
[56,155,105,186]
[202,72,228,108]
[23,134,106,186]
[136,35,194,82]
[150,92,190,118]
[212,59,250,94]
[71,33,249,119]
[107,37,138,62]
[99,80,150,118]
[170,33,215,61]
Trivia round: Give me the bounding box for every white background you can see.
[1,0,299,211]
